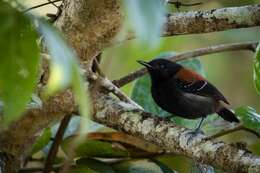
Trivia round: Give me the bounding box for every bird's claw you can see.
[185,129,204,145]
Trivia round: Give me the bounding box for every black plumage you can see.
[138,58,239,131]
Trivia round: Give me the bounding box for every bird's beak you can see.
[137,60,153,69]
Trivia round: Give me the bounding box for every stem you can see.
[207,124,260,140]
[43,114,72,173]
[23,0,62,13]
[113,41,258,87]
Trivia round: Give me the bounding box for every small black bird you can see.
[138,58,239,132]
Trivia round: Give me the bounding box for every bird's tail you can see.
[217,107,240,123]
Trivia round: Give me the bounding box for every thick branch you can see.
[163,4,260,36]
[92,92,260,173]
[113,41,258,87]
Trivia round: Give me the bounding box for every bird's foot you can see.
[185,129,204,145]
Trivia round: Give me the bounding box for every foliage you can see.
[235,106,260,133]
[123,0,166,47]
[62,136,129,158]
[31,127,52,154]
[254,43,260,94]
[0,1,39,124]
[38,20,90,133]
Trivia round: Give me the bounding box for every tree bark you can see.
[163,4,260,36]
[91,80,260,173]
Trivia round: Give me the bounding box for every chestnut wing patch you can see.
[175,69,229,104]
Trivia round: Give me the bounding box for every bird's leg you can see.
[194,117,205,134]
[186,117,205,145]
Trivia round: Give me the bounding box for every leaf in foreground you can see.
[61,135,129,158]
[0,1,39,124]
[38,20,90,133]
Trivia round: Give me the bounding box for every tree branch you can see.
[113,41,258,87]
[91,90,260,173]
[163,4,260,36]
[207,124,260,140]
[23,0,62,13]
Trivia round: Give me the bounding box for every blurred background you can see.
[21,0,260,172]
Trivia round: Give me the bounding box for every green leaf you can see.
[0,1,39,124]
[38,20,90,133]
[68,166,98,173]
[123,0,166,46]
[61,136,129,158]
[113,159,165,173]
[150,159,178,173]
[31,128,52,155]
[235,106,260,133]
[76,158,116,173]
[254,43,260,94]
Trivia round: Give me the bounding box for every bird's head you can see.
[137,58,182,82]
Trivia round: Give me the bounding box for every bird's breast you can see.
[151,84,217,119]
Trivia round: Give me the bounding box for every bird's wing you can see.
[174,68,229,104]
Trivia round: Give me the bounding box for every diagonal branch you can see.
[113,41,258,87]
[163,4,260,36]
[91,90,260,173]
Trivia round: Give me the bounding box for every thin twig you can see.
[206,124,260,140]
[43,114,72,173]
[100,77,143,109]
[167,0,203,9]
[47,0,59,8]
[91,54,142,109]
[113,41,258,87]
[23,0,62,13]
[241,126,260,138]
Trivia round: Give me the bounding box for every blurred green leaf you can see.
[150,159,178,173]
[31,128,52,155]
[76,158,116,173]
[235,106,260,133]
[61,136,129,158]
[68,166,98,173]
[113,159,165,173]
[254,42,260,94]
[123,0,166,46]
[38,20,90,133]
[0,1,39,124]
